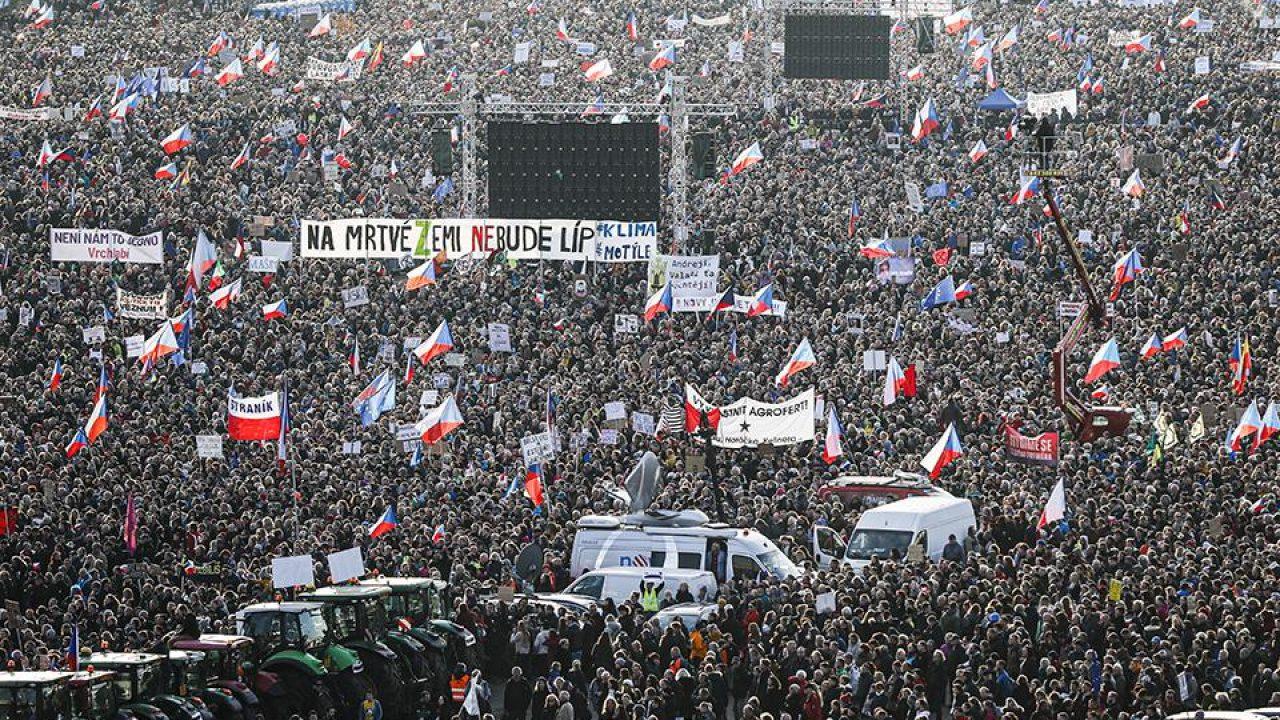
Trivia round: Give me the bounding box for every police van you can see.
[570,509,800,583]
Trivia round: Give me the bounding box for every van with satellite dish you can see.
[558,567,718,605]
[812,495,977,571]
[574,451,801,583]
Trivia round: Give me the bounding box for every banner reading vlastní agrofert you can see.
[299,218,656,263]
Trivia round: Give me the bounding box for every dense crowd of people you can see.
[1,0,1279,717]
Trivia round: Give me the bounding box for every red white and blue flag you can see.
[1084,338,1120,383]
[822,406,844,465]
[414,320,455,364]
[921,423,963,478]
[369,505,398,539]
[775,338,816,387]
[418,395,464,444]
[1109,248,1143,300]
[49,357,63,392]
[746,283,775,317]
[644,281,673,322]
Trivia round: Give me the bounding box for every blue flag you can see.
[353,370,396,426]
[920,275,957,311]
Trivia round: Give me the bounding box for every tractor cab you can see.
[298,587,391,646]
[166,635,260,720]
[69,670,118,720]
[86,653,208,720]
[359,577,476,670]
[0,671,73,720]
[163,650,247,720]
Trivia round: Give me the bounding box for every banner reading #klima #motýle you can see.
[300,218,657,263]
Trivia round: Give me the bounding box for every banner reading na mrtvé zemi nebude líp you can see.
[300,218,657,263]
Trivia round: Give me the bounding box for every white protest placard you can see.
[520,432,556,466]
[631,412,656,435]
[444,352,466,368]
[271,554,315,588]
[342,285,370,308]
[538,72,555,87]
[614,314,640,333]
[649,254,720,312]
[862,350,887,372]
[116,288,169,319]
[191,360,208,376]
[124,335,145,357]
[403,336,422,351]
[327,547,365,583]
[487,322,512,352]
[304,56,363,82]
[513,42,532,64]
[600,428,619,445]
[905,182,924,213]
[432,373,452,389]
[419,389,439,415]
[576,41,596,55]
[1194,56,1210,74]
[50,228,164,265]
[970,241,987,257]
[342,441,362,455]
[261,239,294,261]
[727,41,744,62]
[195,435,224,458]
[816,591,836,615]
[82,326,106,345]
[247,256,280,273]
[71,45,85,57]
[1026,89,1079,118]
[713,389,816,448]
[604,401,627,421]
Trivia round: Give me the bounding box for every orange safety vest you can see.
[449,675,470,702]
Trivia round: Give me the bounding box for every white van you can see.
[559,567,718,605]
[813,495,977,571]
[571,509,800,582]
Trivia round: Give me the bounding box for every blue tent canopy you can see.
[977,88,1025,112]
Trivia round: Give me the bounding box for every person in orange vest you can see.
[448,663,471,717]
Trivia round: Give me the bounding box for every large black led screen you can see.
[487,122,660,221]
[783,14,891,80]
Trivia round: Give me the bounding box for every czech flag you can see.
[1139,332,1163,360]
[706,288,735,321]
[968,140,988,163]
[308,13,331,38]
[996,25,1019,53]
[30,4,54,28]
[822,406,844,465]
[154,162,177,180]
[1162,327,1188,351]
[261,299,289,321]
[31,76,52,107]
[418,395,464,444]
[1108,248,1143,300]
[904,64,924,81]
[649,44,676,71]
[209,277,242,309]
[920,423,963,478]
[84,394,109,443]
[369,505,398,539]
[338,116,355,140]
[95,365,110,403]
[36,140,71,169]
[524,464,546,507]
[1124,33,1152,53]
[138,322,179,370]
[348,38,372,62]
[1185,93,1210,114]
[955,281,974,300]
[1230,335,1251,395]
[1090,386,1109,401]
[405,260,437,291]
[943,7,973,34]
[65,427,89,458]
[161,124,193,155]
[729,141,763,175]
[625,11,639,40]
[774,338,816,388]
[643,281,673,322]
[1036,478,1066,529]
[746,283,775,317]
[1084,338,1120,383]
[49,357,63,392]
[1227,401,1261,452]
[882,356,907,406]
[859,236,895,259]
[1178,8,1201,29]
[584,59,614,81]
[847,196,862,236]
[215,58,243,86]
[431,525,446,544]
[1256,402,1280,450]
[414,320,455,364]
[230,142,252,170]
[207,30,230,56]
[1121,169,1145,198]
[257,45,280,74]
[556,17,574,42]
[911,98,940,142]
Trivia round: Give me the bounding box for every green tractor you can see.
[297,586,421,720]
[358,578,480,673]
[233,602,359,720]
[69,669,121,720]
[164,635,263,720]
[84,652,210,720]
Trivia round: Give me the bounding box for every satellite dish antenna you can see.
[512,543,544,586]
[623,451,662,513]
